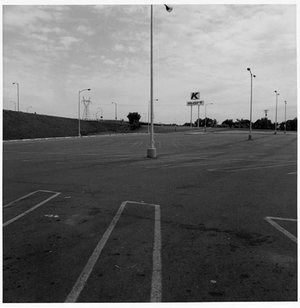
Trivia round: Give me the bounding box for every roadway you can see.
[3,130,297,302]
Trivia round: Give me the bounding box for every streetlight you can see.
[147,4,173,159]
[147,98,158,134]
[78,88,91,137]
[12,82,20,111]
[204,103,213,132]
[247,68,256,140]
[111,102,117,120]
[274,90,280,135]
[284,100,287,134]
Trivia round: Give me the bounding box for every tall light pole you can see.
[247,68,256,140]
[284,100,287,134]
[112,102,117,120]
[204,103,213,132]
[147,4,173,159]
[12,82,19,112]
[78,88,91,137]
[274,90,280,134]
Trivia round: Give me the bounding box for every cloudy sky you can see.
[2,1,297,124]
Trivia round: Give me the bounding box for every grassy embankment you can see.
[3,110,191,140]
[3,110,136,140]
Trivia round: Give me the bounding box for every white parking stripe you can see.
[264,216,297,243]
[151,203,162,302]
[4,190,60,208]
[209,163,296,173]
[230,163,296,172]
[4,191,39,208]
[128,201,162,302]
[65,201,127,303]
[65,200,162,302]
[3,192,61,227]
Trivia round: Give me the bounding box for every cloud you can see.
[77,24,95,36]
[60,36,80,49]
[103,58,116,66]
[114,43,125,51]
[3,6,52,27]
[2,4,297,123]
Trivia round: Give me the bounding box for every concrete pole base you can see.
[147,147,157,158]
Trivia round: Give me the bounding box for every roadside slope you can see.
[3,110,132,140]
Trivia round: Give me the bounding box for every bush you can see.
[127,112,141,130]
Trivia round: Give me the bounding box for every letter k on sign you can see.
[190,92,200,100]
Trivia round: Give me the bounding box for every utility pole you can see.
[284,100,287,134]
[112,102,117,120]
[147,4,172,159]
[82,97,92,120]
[274,90,280,135]
[247,68,256,140]
[78,88,91,137]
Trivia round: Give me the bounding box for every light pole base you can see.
[147,147,157,159]
[274,131,277,135]
[248,134,252,140]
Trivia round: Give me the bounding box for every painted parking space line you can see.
[208,162,296,173]
[287,171,297,175]
[65,200,162,303]
[4,189,60,208]
[3,190,61,227]
[229,163,296,172]
[264,216,297,243]
[129,201,162,302]
[4,191,39,208]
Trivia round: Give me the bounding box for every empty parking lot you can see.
[3,130,297,302]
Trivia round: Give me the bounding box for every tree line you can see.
[221,118,297,131]
[183,117,297,131]
[129,112,297,131]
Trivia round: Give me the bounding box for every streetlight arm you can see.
[79,88,91,94]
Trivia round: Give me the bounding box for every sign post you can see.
[187,92,202,128]
[197,104,200,128]
[186,95,204,128]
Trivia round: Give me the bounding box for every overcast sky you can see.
[2,2,297,124]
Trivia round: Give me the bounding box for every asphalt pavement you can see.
[2,129,297,302]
